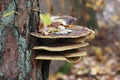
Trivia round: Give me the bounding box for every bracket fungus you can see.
[31,15,94,63]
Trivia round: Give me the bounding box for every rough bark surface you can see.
[1,28,19,80]
[17,0,28,36]
[0,0,41,80]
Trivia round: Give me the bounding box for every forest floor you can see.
[49,26,120,80]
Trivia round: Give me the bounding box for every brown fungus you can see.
[31,15,94,63]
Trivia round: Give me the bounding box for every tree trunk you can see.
[0,0,42,80]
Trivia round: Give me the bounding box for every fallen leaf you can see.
[3,11,15,17]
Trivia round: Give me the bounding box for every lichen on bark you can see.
[0,0,41,80]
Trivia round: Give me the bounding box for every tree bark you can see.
[0,0,41,80]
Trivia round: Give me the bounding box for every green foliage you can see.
[58,62,72,74]
[39,13,51,26]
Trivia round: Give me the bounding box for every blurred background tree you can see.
[39,0,105,29]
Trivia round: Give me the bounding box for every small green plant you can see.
[39,13,51,26]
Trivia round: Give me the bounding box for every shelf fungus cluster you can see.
[31,15,94,63]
